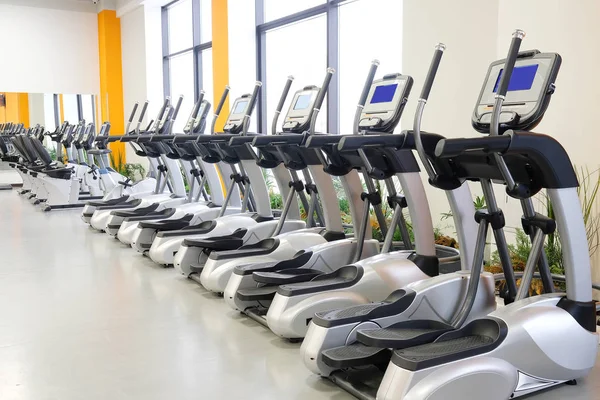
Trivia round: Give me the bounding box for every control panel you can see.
[359,74,412,132]
[472,51,561,133]
[282,85,319,133]
[223,95,250,134]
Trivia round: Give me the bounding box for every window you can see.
[80,94,96,127]
[169,52,195,132]
[256,0,346,135]
[264,0,326,22]
[43,94,57,130]
[338,0,403,135]
[62,94,79,124]
[264,15,327,133]
[167,0,193,53]
[162,0,213,133]
[256,0,402,136]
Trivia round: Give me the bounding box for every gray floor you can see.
[0,185,598,400]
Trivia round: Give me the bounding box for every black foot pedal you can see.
[357,320,453,349]
[236,286,278,301]
[322,343,391,369]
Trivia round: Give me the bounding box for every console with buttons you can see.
[282,85,319,133]
[359,73,412,133]
[472,51,561,133]
[223,95,251,134]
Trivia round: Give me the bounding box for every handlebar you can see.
[420,43,446,101]
[212,86,230,134]
[272,76,294,135]
[128,102,139,123]
[434,135,511,158]
[354,60,379,135]
[495,30,525,98]
[309,68,335,134]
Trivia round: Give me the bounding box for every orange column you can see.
[59,94,65,124]
[212,0,229,130]
[97,9,125,163]
[0,93,6,124]
[17,94,29,128]
[212,0,230,194]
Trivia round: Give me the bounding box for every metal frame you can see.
[76,94,84,123]
[255,0,347,134]
[161,0,213,101]
[53,94,60,128]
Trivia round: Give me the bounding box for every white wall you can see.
[497,0,600,168]
[228,0,257,131]
[497,0,600,279]
[27,93,46,127]
[401,0,507,234]
[0,4,99,95]
[121,4,149,167]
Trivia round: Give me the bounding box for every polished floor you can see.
[0,180,599,399]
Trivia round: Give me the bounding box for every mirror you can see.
[0,92,98,186]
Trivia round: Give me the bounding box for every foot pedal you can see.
[357,320,453,349]
[322,343,391,369]
[391,318,505,371]
[236,286,278,301]
[252,269,321,285]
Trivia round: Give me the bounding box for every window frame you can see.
[255,0,349,135]
[162,0,213,102]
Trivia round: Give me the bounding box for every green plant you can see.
[109,152,146,182]
[441,195,487,220]
[269,192,283,210]
[488,166,600,294]
[48,147,57,161]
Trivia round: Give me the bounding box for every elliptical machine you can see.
[222,64,449,333]
[305,32,597,400]
[149,83,308,267]
[122,91,245,251]
[173,70,355,290]
[88,98,188,231]
[81,101,160,223]
[376,31,597,400]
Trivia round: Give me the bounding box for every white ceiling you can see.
[0,0,98,12]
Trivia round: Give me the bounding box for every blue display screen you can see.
[294,94,312,110]
[370,84,398,104]
[233,101,248,114]
[493,64,539,92]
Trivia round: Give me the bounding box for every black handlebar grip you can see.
[172,95,184,120]
[276,76,294,113]
[128,102,139,123]
[191,96,204,118]
[155,98,170,125]
[358,60,380,107]
[246,81,262,116]
[496,30,525,97]
[138,101,149,123]
[435,135,511,158]
[313,68,335,111]
[215,86,230,117]
[420,43,446,100]
[195,90,205,116]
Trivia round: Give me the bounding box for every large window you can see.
[338,0,403,135]
[256,0,403,135]
[162,0,213,133]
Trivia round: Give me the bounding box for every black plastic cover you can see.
[313,289,416,328]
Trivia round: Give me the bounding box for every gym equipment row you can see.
[1,30,598,400]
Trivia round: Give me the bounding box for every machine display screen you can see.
[493,64,539,92]
[370,84,398,104]
[233,101,248,114]
[293,94,312,110]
